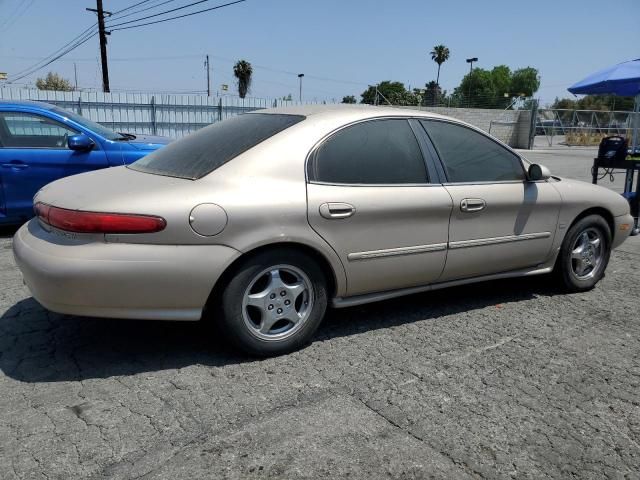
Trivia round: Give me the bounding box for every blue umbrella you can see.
[568,58,640,96]
[568,58,640,155]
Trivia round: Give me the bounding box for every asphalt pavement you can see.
[1,144,639,479]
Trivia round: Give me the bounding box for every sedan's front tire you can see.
[218,249,328,356]
[556,215,611,292]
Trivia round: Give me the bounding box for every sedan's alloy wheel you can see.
[241,264,314,341]
[570,227,604,280]
[556,214,611,292]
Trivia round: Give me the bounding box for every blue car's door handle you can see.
[2,161,29,170]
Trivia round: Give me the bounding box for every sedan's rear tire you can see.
[217,249,328,356]
[556,215,611,292]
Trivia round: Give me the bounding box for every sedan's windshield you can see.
[51,106,124,141]
[129,113,305,180]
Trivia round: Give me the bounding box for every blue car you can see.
[0,100,170,225]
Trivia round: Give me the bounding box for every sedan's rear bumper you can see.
[13,220,241,320]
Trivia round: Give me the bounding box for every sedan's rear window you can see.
[129,113,305,179]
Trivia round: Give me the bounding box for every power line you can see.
[3,0,246,87]
[111,0,158,15]
[2,53,205,62]
[6,51,369,90]
[7,31,98,83]
[106,0,217,28]
[0,0,34,31]
[0,0,27,29]
[107,0,177,22]
[7,27,97,80]
[109,0,247,32]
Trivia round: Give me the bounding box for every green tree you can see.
[423,80,443,106]
[455,68,496,107]
[389,89,421,106]
[233,60,253,99]
[551,95,635,111]
[360,81,406,104]
[430,44,450,88]
[35,72,73,91]
[490,65,511,98]
[453,66,541,108]
[510,67,540,97]
[342,95,357,104]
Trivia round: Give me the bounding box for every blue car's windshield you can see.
[51,106,124,141]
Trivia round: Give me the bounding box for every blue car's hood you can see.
[125,134,171,151]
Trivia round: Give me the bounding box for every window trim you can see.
[305,116,437,187]
[0,111,80,150]
[418,118,529,185]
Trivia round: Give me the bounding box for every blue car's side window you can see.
[0,112,78,149]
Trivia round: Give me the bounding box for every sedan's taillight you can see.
[34,202,166,234]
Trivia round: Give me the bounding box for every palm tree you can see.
[430,45,450,88]
[233,60,253,99]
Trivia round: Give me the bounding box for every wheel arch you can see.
[569,206,614,238]
[203,241,340,317]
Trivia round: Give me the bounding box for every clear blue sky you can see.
[1,0,638,105]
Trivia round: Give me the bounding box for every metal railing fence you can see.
[0,86,323,138]
[0,86,536,147]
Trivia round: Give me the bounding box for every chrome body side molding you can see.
[347,242,447,261]
[448,232,551,250]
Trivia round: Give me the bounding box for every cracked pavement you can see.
[1,148,640,479]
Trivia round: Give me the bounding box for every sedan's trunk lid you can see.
[34,166,219,245]
[36,165,190,214]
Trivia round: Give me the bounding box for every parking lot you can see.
[1,145,639,479]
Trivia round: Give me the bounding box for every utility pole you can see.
[87,0,111,92]
[73,63,78,91]
[205,55,211,96]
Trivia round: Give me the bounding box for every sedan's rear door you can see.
[306,118,452,297]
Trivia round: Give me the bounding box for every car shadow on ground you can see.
[0,275,558,383]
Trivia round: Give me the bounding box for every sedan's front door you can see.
[420,119,561,281]
[0,111,108,221]
[306,118,452,296]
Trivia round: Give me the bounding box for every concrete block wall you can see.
[397,106,532,149]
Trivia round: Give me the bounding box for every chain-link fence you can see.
[536,108,638,147]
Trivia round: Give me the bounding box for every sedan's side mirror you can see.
[68,134,95,151]
[528,163,551,181]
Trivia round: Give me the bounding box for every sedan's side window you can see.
[0,112,78,149]
[421,120,525,183]
[309,119,428,184]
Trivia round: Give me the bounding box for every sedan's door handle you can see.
[319,202,356,219]
[2,161,29,170]
[460,198,486,212]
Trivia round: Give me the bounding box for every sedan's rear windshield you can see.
[129,113,305,179]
